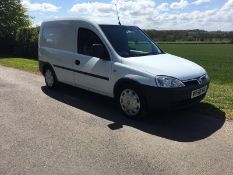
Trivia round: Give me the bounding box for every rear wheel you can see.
[44,67,57,89]
[117,84,147,119]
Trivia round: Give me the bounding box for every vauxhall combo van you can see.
[39,18,210,118]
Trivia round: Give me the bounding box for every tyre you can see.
[117,84,147,119]
[44,67,57,89]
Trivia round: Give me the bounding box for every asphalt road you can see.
[0,65,233,175]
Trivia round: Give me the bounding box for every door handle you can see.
[75,60,80,65]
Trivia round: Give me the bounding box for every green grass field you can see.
[0,44,232,118]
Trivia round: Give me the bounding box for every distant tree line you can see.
[144,29,233,43]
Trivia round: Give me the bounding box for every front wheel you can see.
[117,85,147,119]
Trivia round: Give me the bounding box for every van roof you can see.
[42,17,135,28]
[43,17,100,25]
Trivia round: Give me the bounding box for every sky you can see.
[21,0,233,31]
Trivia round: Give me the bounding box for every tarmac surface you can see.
[0,65,232,175]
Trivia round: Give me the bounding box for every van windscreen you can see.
[100,25,163,58]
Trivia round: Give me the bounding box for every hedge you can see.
[14,27,40,59]
[0,35,16,54]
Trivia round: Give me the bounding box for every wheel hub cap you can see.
[120,89,141,116]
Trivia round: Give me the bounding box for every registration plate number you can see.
[191,86,207,99]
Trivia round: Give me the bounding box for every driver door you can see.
[74,28,112,95]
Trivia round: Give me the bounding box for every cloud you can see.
[157,3,169,11]
[70,0,156,15]
[192,0,211,5]
[68,0,233,31]
[170,0,189,9]
[21,0,60,12]
[221,0,233,10]
[69,0,157,22]
[70,2,113,14]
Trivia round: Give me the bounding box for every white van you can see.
[39,18,210,118]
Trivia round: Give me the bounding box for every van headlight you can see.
[155,76,185,88]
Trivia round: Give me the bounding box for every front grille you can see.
[183,80,199,86]
[183,75,208,87]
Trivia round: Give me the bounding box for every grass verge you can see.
[0,58,39,74]
[205,83,233,119]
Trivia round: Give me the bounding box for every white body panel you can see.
[39,18,207,98]
[122,54,205,81]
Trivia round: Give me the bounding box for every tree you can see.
[0,0,31,53]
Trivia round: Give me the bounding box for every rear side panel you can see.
[39,21,77,85]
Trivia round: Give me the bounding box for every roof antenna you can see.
[115,0,121,25]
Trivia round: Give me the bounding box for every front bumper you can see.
[142,81,210,110]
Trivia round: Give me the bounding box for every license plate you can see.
[191,86,207,99]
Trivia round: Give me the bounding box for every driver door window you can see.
[78,28,110,59]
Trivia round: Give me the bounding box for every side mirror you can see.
[92,44,106,60]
